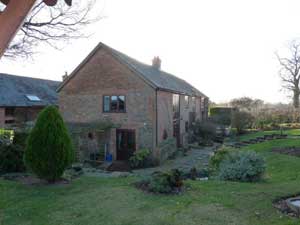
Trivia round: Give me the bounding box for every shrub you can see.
[24,106,74,183]
[189,167,198,180]
[13,132,28,148]
[198,168,210,178]
[191,120,217,146]
[209,147,234,172]
[63,165,84,181]
[0,129,13,145]
[218,151,266,182]
[148,169,183,193]
[129,149,151,169]
[136,169,183,194]
[210,107,232,126]
[148,172,173,193]
[158,137,177,162]
[231,110,254,135]
[0,144,25,174]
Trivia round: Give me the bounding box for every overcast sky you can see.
[1,0,300,103]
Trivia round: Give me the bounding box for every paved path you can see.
[132,145,217,176]
[84,145,217,178]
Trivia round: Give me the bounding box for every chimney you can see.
[152,56,161,70]
[62,71,68,81]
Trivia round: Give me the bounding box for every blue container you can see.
[105,153,113,162]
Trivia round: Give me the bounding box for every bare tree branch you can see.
[3,0,102,58]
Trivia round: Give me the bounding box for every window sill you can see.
[103,111,127,114]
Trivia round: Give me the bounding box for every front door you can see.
[116,129,136,160]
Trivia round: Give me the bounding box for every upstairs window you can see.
[103,95,126,113]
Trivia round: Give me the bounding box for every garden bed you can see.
[273,193,300,218]
[272,146,300,157]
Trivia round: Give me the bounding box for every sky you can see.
[1,0,300,104]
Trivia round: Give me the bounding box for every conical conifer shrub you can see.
[25,106,74,182]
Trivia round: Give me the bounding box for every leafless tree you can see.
[3,0,101,58]
[230,97,255,110]
[276,41,300,108]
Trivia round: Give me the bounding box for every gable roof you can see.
[58,42,207,98]
[0,73,60,107]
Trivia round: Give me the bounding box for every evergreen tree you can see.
[24,106,74,182]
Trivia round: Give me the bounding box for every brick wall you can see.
[157,92,206,148]
[59,47,156,159]
[14,107,43,123]
[0,107,44,128]
[0,107,5,128]
[180,95,190,146]
[156,90,173,144]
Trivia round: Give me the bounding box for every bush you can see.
[13,132,28,148]
[231,110,254,135]
[209,147,234,172]
[191,120,217,146]
[24,106,74,183]
[136,169,184,194]
[148,172,173,193]
[63,165,84,181]
[0,144,25,174]
[158,137,177,162]
[0,129,13,145]
[129,149,151,169]
[148,169,183,193]
[218,151,266,182]
[189,167,198,180]
[210,107,232,126]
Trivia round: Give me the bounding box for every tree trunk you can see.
[293,88,300,109]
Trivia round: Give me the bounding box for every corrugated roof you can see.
[0,73,60,107]
[58,43,208,98]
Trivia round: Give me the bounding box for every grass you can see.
[1,132,300,224]
[226,128,300,142]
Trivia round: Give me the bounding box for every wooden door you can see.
[116,129,136,161]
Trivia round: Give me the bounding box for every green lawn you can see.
[226,129,300,142]
[1,136,300,224]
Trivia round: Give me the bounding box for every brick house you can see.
[0,73,60,128]
[58,43,209,163]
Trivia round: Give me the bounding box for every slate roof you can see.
[0,73,60,107]
[58,43,207,98]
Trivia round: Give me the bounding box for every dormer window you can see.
[26,95,41,102]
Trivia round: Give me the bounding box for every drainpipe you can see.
[155,88,158,147]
